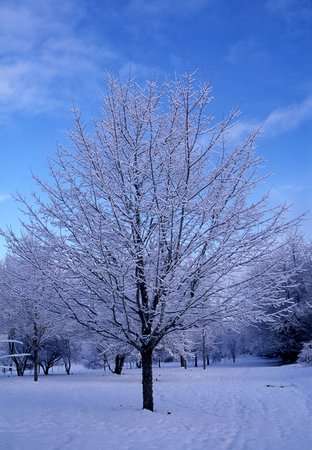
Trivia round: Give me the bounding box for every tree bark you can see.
[33,349,39,382]
[141,348,154,411]
[202,332,206,370]
[114,354,125,375]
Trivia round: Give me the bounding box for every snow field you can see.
[0,357,311,450]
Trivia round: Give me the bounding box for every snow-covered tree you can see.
[38,338,63,375]
[2,72,298,410]
[58,338,78,375]
[0,337,30,375]
[0,252,65,380]
[298,340,312,365]
[95,339,136,375]
[6,334,31,376]
[225,333,239,363]
[246,236,312,362]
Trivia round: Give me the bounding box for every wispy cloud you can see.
[0,0,213,118]
[0,194,10,203]
[271,183,306,198]
[0,1,117,116]
[228,96,312,141]
[263,97,312,136]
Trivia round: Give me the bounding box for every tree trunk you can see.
[33,321,39,382]
[65,360,71,375]
[194,353,198,367]
[15,361,24,376]
[33,349,39,382]
[42,365,50,375]
[202,332,206,370]
[141,348,154,411]
[114,354,125,375]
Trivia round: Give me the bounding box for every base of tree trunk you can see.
[34,350,39,382]
[141,348,154,411]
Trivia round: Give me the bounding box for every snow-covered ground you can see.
[1,357,311,450]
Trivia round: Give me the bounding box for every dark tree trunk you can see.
[8,333,29,376]
[17,365,23,377]
[114,354,125,375]
[41,364,50,375]
[194,353,198,367]
[33,321,39,382]
[141,347,154,411]
[14,359,26,376]
[202,332,206,370]
[33,349,39,382]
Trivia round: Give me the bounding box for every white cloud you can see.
[227,96,312,141]
[263,97,312,136]
[0,194,10,203]
[225,120,258,142]
[0,1,118,116]
[271,183,305,197]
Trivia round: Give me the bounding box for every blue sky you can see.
[0,0,311,256]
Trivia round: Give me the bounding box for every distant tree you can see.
[97,340,134,375]
[247,237,312,362]
[59,338,75,375]
[0,253,64,381]
[81,342,105,370]
[7,332,31,376]
[226,334,239,363]
[3,72,298,410]
[0,337,30,376]
[39,338,63,375]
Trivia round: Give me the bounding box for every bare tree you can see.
[3,72,298,410]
